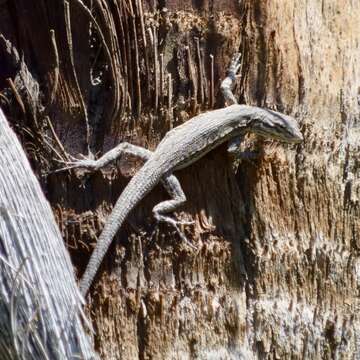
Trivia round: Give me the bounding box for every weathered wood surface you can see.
[0,0,360,358]
[0,108,96,359]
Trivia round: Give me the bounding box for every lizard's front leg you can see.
[220,52,241,106]
[56,142,152,171]
[57,143,194,246]
[57,142,185,200]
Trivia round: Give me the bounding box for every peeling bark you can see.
[0,0,359,359]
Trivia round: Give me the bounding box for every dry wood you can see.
[210,54,214,108]
[122,0,134,113]
[185,45,197,113]
[49,30,59,106]
[129,0,141,115]
[1,1,359,358]
[74,0,122,124]
[195,37,205,105]
[64,1,91,154]
[153,25,159,111]
[6,78,26,115]
[159,53,164,105]
[0,109,96,360]
[167,73,173,128]
[136,0,150,96]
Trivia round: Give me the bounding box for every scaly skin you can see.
[78,104,303,295]
[58,53,303,295]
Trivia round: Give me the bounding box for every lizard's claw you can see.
[174,227,197,250]
[155,214,195,227]
[154,214,197,249]
[174,219,195,226]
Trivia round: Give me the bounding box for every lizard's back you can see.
[153,104,254,171]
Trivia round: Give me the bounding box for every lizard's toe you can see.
[154,214,196,249]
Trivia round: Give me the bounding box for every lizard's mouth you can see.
[292,130,304,143]
[256,130,303,144]
[287,130,303,143]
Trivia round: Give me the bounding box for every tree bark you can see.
[0,0,359,359]
[0,109,96,359]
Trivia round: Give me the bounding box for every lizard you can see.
[59,53,303,296]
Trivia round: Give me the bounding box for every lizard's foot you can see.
[54,157,98,173]
[155,214,195,227]
[154,214,196,249]
[173,225,197,250]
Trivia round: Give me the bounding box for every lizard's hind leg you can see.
[154,174,196,249]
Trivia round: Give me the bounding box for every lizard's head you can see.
[250,109,303,143]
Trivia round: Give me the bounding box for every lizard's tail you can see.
[79,162,162,296]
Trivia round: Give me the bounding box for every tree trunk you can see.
[0,0,359,359]
[0,109,96,359]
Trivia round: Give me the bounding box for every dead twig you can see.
[49,29,59,106]
[160,53,164,106]
[45,116,71,161]
[153,26,159,111]
[6,78,26,115]
[64,0,91,155]
[137,0,150,96]
[185,45,197,113]
[167,73,173,129]
[210,54,214,108]
[0,92,11,106]
[195,37,205,105]
[129,0,141,115]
